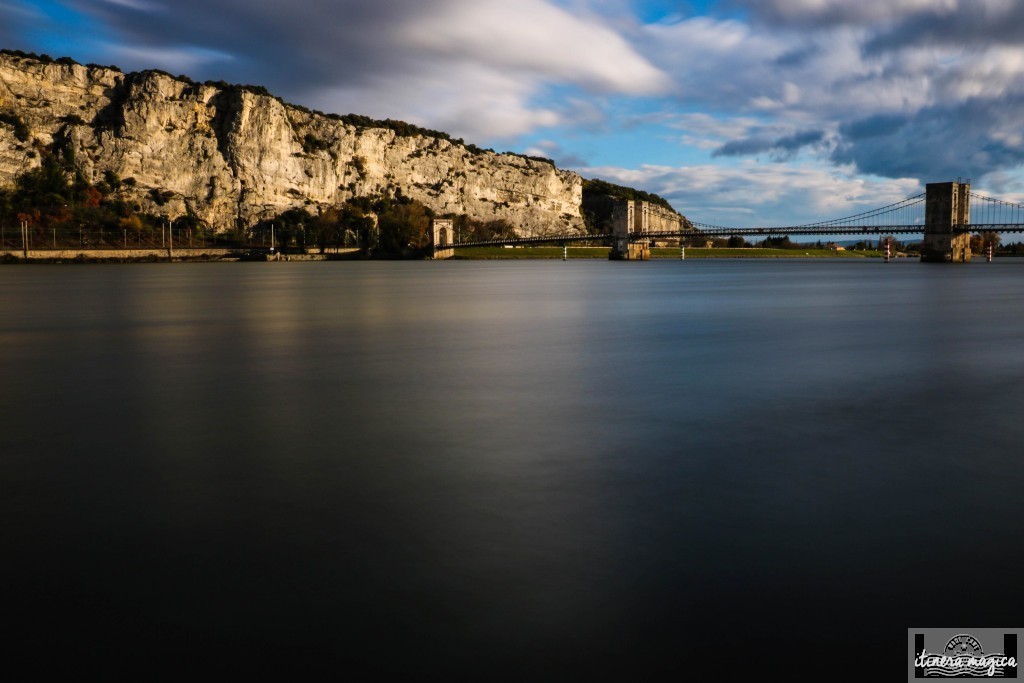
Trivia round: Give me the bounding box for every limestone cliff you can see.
[0,52,584,235]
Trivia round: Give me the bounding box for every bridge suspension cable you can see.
[787,193,925,230]
[969,191,1024,229]
[688,192,926,235]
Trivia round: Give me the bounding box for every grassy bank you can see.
[453,247,608,259]
[653,247,885,258]
[454,246,887,259]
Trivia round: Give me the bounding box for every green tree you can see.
[971,231,1000,253]
[340,205,375,250]
[377,201,431,255]
[14,154,74,206]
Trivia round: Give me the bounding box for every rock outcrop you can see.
[0,52,584,235]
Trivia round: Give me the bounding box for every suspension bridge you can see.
[432,181,1024,263]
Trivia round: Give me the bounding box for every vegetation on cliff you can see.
[582,178,676,212]
[0,132,522,257]
[248,197,521,255]
[250,191,434,257]
[0,111,29,142]
[0,146,209,248]
[580,178,683,234]
[0,143,439,255]
[0,48,122,73]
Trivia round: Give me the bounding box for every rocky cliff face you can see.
[0,53,584,235]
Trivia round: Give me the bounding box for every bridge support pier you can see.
[431,219,455,259]
[922,182,971,263]
[609,241,649,260]
[608,201,650,260]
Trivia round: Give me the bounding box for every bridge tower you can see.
[432,218,454,259]
[609,201,650,261]
[922,182,971,263]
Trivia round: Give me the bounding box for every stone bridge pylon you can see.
[922,181,971,263]
[608,201,651,260]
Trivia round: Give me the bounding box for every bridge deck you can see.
[449,224,1024,249]
[441,187,1024,250]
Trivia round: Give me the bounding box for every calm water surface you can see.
[3,260,1023,677]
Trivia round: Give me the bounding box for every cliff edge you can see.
[0,52,584,236]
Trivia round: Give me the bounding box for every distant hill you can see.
[581,178,685,234]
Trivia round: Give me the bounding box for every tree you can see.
[264,208,311,251]
[762,235,794,249]
[14,154,73,206]
[342,205,376,250]
[119,215,142,231]
[377,200,431,255]
[309,207,340,252]
[972,231,1001,252]
[306,204,375,251]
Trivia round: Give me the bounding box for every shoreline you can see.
[0,246,940,262]
[451,246,894,260]
[0,248,359,263]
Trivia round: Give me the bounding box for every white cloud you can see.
[106,44,233,73]
[404,0,669,95]
[100,0,160,10]
[641,17,936,120]
[661,113,826,156]
[311,63,561,141]
[935,46,1024,100]
[583,160,921,227]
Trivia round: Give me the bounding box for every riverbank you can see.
[0,248,360,263]
[1,246,907,262]
[453,246,890,259]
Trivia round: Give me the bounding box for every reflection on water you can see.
[2,260,1024,677]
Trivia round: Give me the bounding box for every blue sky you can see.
[3,0,1024,226]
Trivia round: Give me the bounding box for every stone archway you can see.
[432,219,455,259]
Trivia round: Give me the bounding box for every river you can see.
[2,259,1022,678]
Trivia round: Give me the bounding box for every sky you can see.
[2,0,1024,227]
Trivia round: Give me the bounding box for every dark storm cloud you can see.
[66,0,435,94]
[714,129,825,159]
[832,94,1024,181]
[839,115,907,141]
[733,0,944,29]
[735,0,1024,52]
[773,45,820,68]
[864,3,1024,53]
